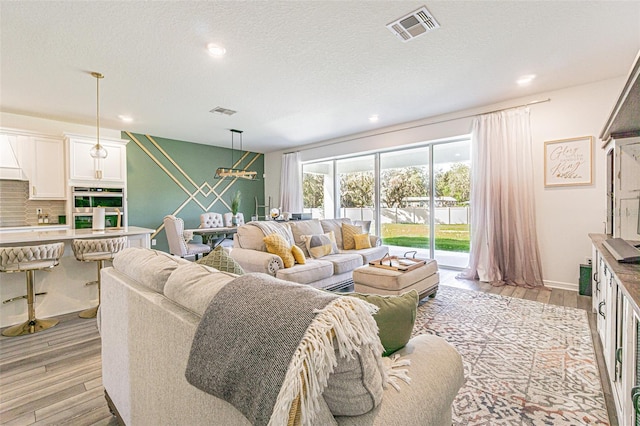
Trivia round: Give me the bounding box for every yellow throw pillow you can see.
[263,233,295,268]
[291,244,306,264]
[354,233,372,250]
[342,223,363,250]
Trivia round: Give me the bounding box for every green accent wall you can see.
[122,132,265,253]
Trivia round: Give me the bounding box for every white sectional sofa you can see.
[100,247,465,425]
[230,218,388,291]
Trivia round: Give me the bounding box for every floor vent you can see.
[387,6,440,42]
[210,107,237,116]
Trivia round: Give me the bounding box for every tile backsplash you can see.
[0,180,66,226]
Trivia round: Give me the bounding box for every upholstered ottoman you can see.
[353,259,439,300]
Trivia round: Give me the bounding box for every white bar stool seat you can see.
[72,236,128,319]
[0,242,65,337]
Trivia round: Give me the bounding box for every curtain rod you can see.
[304,98,551,150]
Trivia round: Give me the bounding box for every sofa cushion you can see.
[345,290,419,356]
[291,244,306,264]
[288,219,324,257]
[235,224,267,251]
[320,218,351,249]
[303,231,338,259]
[353,220,372,233]
[275,259,334,284]
[263,234,295,268]
[112,247,185,293]
[196,245,245,275]
[164,263,237,316]
[354,233,372,250]
[343,245,389,264]
[341,223,362,250]
[321,253,363,275]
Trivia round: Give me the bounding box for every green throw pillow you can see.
[346,290,418,356]
[196,245,245,275]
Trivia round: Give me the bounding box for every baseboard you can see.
[544,280,578,291]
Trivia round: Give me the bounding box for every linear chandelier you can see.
[215,129,258,180]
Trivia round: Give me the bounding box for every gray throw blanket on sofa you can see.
[185,273,338,425]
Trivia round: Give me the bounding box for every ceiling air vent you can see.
[386,6,440,42]
[210,107,237,116]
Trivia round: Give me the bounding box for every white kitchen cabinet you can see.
[0,128,65,199]
[30,136,66,199]
[65,134,128,184]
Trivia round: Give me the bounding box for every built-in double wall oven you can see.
[72,187,125,229]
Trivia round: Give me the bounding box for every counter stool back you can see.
[0,242,65,337]
[72,236,128,319]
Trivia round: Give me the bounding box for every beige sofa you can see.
[230,219,388,291]
[100,247,464,425]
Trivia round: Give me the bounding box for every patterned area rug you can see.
[412,285,609,425]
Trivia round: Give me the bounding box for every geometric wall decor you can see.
[123,131,264,253]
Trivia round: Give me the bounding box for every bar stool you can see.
[72,236,127,319]
[0,242,65,337]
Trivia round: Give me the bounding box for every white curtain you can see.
[280,152,302,213]
[459,107,544,288]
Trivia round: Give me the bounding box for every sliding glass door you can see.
[433,140,471,268]
[302,138,470,268]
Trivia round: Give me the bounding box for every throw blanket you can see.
[250,221,293,245]
[185,273,384,426]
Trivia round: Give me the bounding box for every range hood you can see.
[0,134,27,180]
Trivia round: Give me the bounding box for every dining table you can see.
[185,226,238,247]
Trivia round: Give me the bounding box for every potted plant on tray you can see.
[231,190,241,226]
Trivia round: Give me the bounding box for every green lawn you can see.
[381,223,470,252]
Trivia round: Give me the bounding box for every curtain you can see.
[280,152,302,213]
[459,107,544,288]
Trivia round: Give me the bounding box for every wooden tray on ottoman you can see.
[369,255,426,272]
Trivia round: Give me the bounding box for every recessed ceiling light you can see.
[369,115,379,123]
[517,74,536,86]
[207,43,226,57]
[118,115,133,122]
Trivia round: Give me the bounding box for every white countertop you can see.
[0,226,155,246]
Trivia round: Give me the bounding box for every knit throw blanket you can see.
[250,221,293,245]
[185,273,384,425]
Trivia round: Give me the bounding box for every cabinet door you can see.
[620,299,638,426]
[596,260,608,342]
[68,136,127,183]
[31,137,65,199]
[592,247,601,315]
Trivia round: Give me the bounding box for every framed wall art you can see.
[544,136,593,187]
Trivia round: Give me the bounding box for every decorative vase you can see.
[232,214,238,226]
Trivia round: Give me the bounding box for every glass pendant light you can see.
[89,72,108,160]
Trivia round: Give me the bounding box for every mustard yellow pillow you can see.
[291,244,306,264]
[354,233,372,250]
[263,233,295,268]
[342,223,363,250]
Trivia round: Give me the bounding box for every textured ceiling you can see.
[1,1,639,153]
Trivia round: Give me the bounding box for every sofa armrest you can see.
[336,334,464,426]
[230,248,283,275]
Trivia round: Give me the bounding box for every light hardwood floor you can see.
[0,270,615,425]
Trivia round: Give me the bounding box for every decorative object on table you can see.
[89,72,107,181]
[270,207,280,221]
[544,136,593,187]
[369,253,426,272]
[214,129,258,180]
[0,242,65,336]
[231,190,241,225]
[92,207,106,230]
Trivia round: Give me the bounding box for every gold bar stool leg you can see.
[79,259,103,319]
[2,269,59,337]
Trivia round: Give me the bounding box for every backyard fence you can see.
[304,207,470,225]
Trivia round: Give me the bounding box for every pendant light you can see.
[89,72,108,160]
[215,129,258,180]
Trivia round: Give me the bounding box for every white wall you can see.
[265,77,625,290]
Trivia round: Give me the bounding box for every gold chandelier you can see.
[215,129,257,180]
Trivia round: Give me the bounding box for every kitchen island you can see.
[0,226,154,329]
